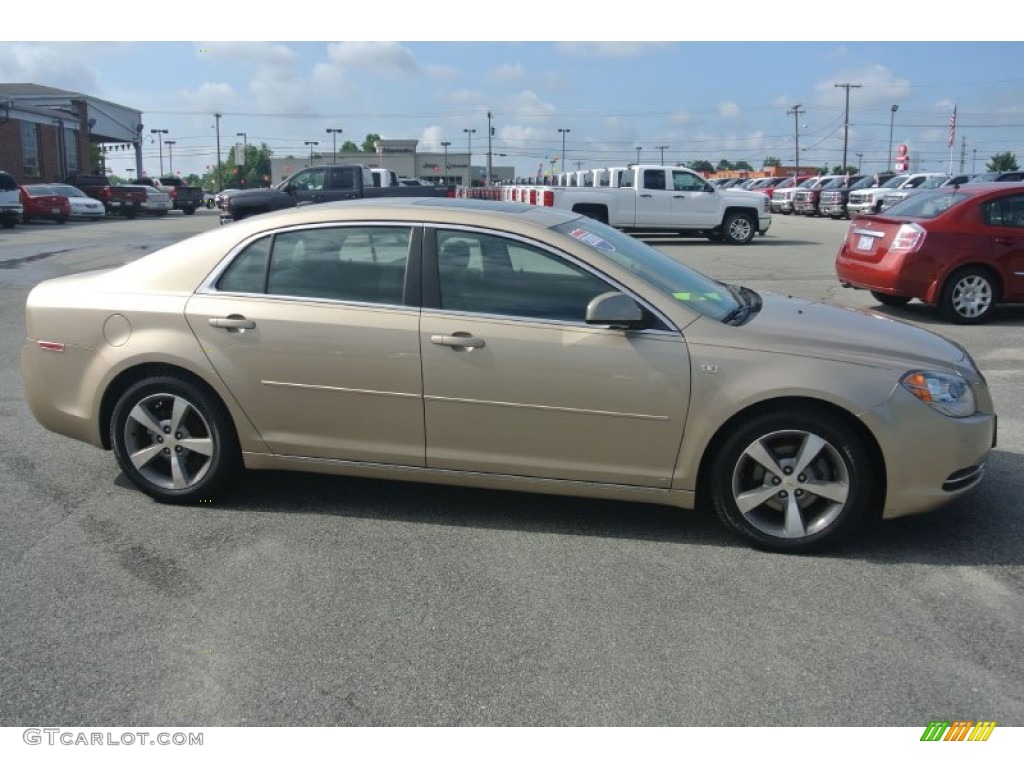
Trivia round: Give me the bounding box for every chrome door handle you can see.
[430,333,485,349]
[209,316,256,330]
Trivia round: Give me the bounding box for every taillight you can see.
[890,222,925,253]
[103,187,111,202]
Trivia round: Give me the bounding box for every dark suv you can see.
[0,171,23,229]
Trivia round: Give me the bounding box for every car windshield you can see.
[822,177,849,189]
[552,219,741,323]
[919,176,949,189]
[882,175,910,189]
[882,190,971,219]
[798,178,818,188]
[26,186,55,196]
[50,185,87,197]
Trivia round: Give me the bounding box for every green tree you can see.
[688,160,715,173]
[341,140,359,152]
[213,141,274,189]
[716,159,734,171]
[361,133,381,152]
[987,151,1019,171]
[763,155,782,168]
[733,160,753,171]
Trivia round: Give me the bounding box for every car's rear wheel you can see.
[722,211,756,244]
[940,267,998,324]
[111,376,239,504]
[870,290,912,307]
[709,407,873,552]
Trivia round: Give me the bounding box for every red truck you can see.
[65,173,146,219]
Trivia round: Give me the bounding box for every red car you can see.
[836,183,1024,323]
[21,185,71,224]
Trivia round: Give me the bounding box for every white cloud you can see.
[717,102,741,119]
[195,42,297,67]
[323,42,420,76]
[556,42,674,58]
[0,42,108,93]
[505,90,556,123]
[492,63,528,82]
[813,65,912,108]
[669,109,693,127]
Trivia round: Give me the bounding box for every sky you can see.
[2,6,1021,180]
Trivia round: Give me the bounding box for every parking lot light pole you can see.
[889,105,899,172]
[305,141,319,168]
[326,128,343,164]
[441,141,451,183]
[656,145,669,164]
[150,129,168,176]
[635,146,642,164]
[165,141,176,175]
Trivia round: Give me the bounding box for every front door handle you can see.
[209,316,256,330]
[431,333,485,349]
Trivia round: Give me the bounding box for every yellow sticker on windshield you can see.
[673,292,721,301]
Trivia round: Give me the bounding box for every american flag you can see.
[948,105,957,148]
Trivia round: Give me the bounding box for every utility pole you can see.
[959,135,967,174]
[834,83,862,172]
[656,145,669,164]
[486,111,494,186]
[787,104,805,176]
[441,141,451,183]
[214,113,222,192]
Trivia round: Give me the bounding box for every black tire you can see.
[870,291,912,307]
[56,216,67,224]
[125,208,137,220]
[940,267,998,324]
[184,206,196,215]
[709,406,873,553]
[706,231,725,242]
[722,211,756,244]
[110,375,239,504]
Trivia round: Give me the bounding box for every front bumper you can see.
[862,383,996,519]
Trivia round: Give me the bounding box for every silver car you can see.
[21,199,996,552]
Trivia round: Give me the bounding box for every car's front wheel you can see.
[111,375,239,503]
[940,267,998,324]
[722,211,756,244]
[709,407,874,552]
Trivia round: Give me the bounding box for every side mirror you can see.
[585,292,646,329]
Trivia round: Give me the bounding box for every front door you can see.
[419,228,690,488]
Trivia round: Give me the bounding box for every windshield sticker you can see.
[673,291,722,302]
[569,228,616,252]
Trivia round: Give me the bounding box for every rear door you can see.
[186,224,426,465]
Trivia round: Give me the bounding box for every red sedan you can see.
[21,185,71,224]
[835,183,1024,323]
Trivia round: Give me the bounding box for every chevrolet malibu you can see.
[22,199,996,552]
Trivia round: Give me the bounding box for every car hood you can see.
[686,292,969,373]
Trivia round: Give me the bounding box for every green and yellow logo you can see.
[921,720,997,741]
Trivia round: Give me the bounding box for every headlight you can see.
[900,370,976,417]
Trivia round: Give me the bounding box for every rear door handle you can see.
[209,316,256,330]
[431,333,485,349]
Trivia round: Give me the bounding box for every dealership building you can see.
[0,83,145,184]
[270,139,515,187]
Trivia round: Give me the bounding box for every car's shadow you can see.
[130,447,1024,567]
[866,300,1024,328]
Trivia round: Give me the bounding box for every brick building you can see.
[0,83,144,184]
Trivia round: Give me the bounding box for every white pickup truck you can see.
[500,165,771,244]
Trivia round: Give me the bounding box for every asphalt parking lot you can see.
[1,209,1021,727]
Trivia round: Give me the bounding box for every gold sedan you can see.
[21,198,997,552]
